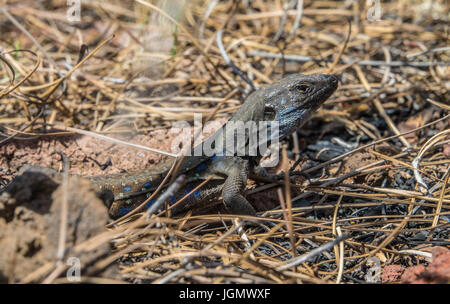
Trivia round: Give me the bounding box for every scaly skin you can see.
[87,74,338,218]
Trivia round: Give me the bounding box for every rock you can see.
[0,168,117,282]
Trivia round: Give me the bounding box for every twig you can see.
[217,30,256,91]
[146,175,187,218]
[247,51,449,67]
[277,234,349,271]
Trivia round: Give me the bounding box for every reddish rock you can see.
[0,170,116,282]
[401,247,450,284]
[382,265,405,283]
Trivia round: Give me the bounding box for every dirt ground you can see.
[0,0,448,284]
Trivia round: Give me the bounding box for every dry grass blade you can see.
[0,0,448,285]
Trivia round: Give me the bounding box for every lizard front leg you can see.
[211,158,256,215]
[222,167,256,215]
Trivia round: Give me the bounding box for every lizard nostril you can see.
[324,75,338,89]
[325,74,337,83]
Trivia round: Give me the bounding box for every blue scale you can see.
[146,200,156,209]
[119,208,131,215]
[196,163,207,171]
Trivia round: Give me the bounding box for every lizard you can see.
[87,73,338,219]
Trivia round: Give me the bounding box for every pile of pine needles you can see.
[0,0,448,283]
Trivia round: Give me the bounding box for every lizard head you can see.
[212,73,338,158]
[261,73,338,139]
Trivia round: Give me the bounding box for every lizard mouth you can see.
[284,84,336,117]
[308,77,338,108]
[276,75,338,139]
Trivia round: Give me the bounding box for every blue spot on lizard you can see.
[196,163,207,172]
[146,200,156,209]
[119,208,131,215]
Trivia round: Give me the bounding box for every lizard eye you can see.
[296,84,310,93]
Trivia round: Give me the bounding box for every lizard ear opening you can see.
[263,105,276,120]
